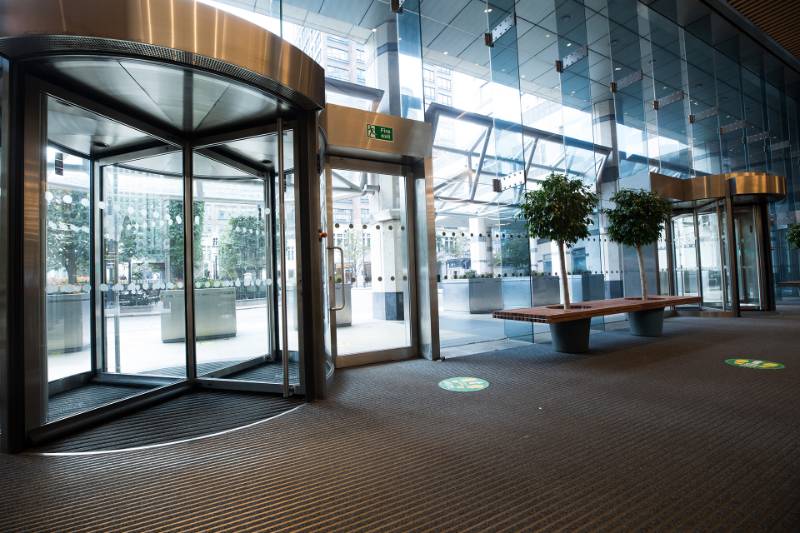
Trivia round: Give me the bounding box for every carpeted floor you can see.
[1,312,798,531]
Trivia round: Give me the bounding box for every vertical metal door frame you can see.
[323,163,339,369]
[182,144,197,382]
[692,208,704,304]
[22,79,47,432]
[715,200,729,311]
[276,118,290,397]
[724,186,741,316]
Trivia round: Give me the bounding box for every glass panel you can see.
[100,152,187,378]
[672,214,698,297]
[45,148,92,381]
[44,95,182,424]
[697,202,726,309]
[191,152,274,377]
[735,208,761,308]
[331,170,412,355]
[276,128,299,385]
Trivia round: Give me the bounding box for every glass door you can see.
[189,128,299,393]
[324,158,417,367]
[734,207,763,309]
[672,213,699,297]
[696,201,728,309]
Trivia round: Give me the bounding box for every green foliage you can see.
[46,187,90,284]
[519,173,598,246]
[168,200,204,281]
[604,188,672,247]
[494,230,530,269]
[219,215,267,279]
[789,223,800,249]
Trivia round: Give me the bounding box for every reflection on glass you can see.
[673,214,698,296]
[101,156,187,377]
[331,170,412,355]
[735,209,761,307]
[45,148,92,381]
[276,129,299,383]
[697,206,725,308]
[191,152,273,376]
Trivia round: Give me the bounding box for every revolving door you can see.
[0,0,325,451]
[652,171,786,315]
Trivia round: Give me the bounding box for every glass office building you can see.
[0,0,798,451]
[212,0,799,346]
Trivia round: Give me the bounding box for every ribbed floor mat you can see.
[36,390,300,453]
[48,384,151,423]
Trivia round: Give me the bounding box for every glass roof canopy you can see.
[426,103,610,219]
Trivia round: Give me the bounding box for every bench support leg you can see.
[627,307,665,337]
[549,318,591,353]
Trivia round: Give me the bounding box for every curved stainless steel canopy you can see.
[0,0,325,110]
[650,171,787,202]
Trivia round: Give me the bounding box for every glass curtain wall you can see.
[100,154,187,379]
[216,0,800,325]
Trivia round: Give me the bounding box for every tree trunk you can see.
[636,244,648,300]
[558,240,571,309]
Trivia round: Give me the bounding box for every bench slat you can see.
[493,296,702,324]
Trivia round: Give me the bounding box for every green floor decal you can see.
[725,358,785,370]
[438,377,490,392]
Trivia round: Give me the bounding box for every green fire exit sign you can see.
[367,124,394,142]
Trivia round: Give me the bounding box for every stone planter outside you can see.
[161,287,237,342]
[442,278,503,314]
[46,292,90,353]
[568,273,605,302]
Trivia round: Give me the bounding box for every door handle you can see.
[328,246,346,312]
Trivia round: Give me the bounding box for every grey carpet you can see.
[1,312,798,531]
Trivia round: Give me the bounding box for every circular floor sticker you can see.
[725,358,785,370]
[438,377,490,392]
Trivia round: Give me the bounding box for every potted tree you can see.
[789,222,800,250]
[520,173,598,352]
[605,188,672,336]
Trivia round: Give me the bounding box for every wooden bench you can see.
[493,295,702,353]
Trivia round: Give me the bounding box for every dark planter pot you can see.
[627,307,665,337]
[549,318,591,353]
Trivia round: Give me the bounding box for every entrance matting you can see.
[35,390,300,453]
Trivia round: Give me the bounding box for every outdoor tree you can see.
[168,200,205,282]
[605,188,672,300]
[789,222,800,250]
[519,173,598,309]
[494,230,531,272]
[46,187,90,285]
[117,214,139,282]
[339,229,369,283]
[219,215,267,280]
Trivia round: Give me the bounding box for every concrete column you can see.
[375,20,401,116]
[469,218,493,276]
[369,175,405,320]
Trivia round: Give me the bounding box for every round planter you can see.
[549,318,591,353]
[627,307,665,337]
